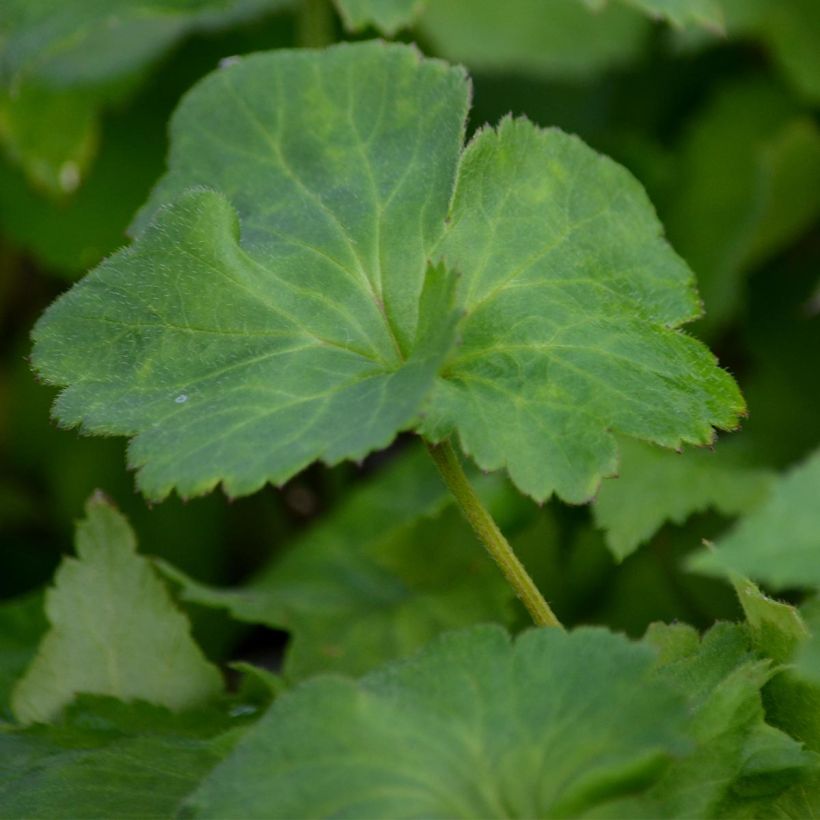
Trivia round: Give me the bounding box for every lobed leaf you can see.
[183,625,690,818]
[33,41,744,504]
[11,494,222,725]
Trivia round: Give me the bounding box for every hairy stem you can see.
[425,439,563,629]
[298,0,334,47]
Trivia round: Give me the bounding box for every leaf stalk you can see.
[425,439,563,629]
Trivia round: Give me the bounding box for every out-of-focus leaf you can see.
[795,598,820,686]
[0,96,165,276]
[334,0,424,33]
[160,445,528,679]
[688,448,820,590]
[420,0,649,79]
[593,438,772,560]
[0,697,243,819]
[586,0,723,31]
[665,77,820,334]
[184,625,690,818]
[12,494,222,724]
[0,85,97,196]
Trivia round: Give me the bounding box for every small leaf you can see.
[688,448,820,590]
[11,494,222,725]
[621,0,724,31]
[594,438,772,560]
[184,625,690,818]
[334,0,425,34]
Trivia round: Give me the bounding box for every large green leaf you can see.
[688,448,820,590]
[0,697,243,820]
[420,0,649,80]
[184,625,690,817]
[33,42,743,504]
[593,438,772,560]
[11,494,222,724]
[160,445,527,679]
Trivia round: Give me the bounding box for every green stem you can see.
[298,0,334,48]
[425,439,563,629]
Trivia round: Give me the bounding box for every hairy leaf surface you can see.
[184,625,690,817]
[33,42,743,503]
[12,494,222,724]
[688,448,820,590]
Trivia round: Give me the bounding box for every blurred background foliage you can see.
[0,0,818,673]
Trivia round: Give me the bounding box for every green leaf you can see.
[688,448,820,590]
[621,0,724,30]
[0,0,287,90]
[0,593,46,720]
[420,118,744,502]
[732,577,820,755]
[665,78,820,333]
[0,697,242,820]
[593,438,772,560]
[0,85,98,196]
[420,0,649,80]
[184,625,690,818]
[334,0,424,33]
[34,43,466,500]
[11,494,222,725]
[159,445,525,678]
[795,598,820,686]
[722,0,820,104]
[33,43,743,504]
[598,622,810,817]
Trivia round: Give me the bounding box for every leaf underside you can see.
[32,41,744,504]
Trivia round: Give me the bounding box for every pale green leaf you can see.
[184,625,690,818]
[334,0,425,34]
[688,448,820,590]
[11,494,222,725]
[420,0,649,80]
[0,697,242,820]
[421,118,744,502]
[159,445,524,678]
[33,43,743,504]
[594,438,773,560]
